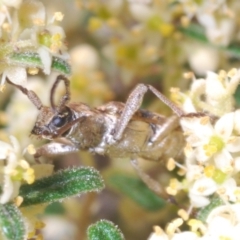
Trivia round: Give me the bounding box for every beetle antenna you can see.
[50,75,70,113]
[6,79,42,110]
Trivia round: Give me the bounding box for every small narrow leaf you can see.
[179,24,208,43]
[226,44,240,57]
[87,220,124,240]
[234,85,240,107]
[0,203,26,240]
[197,195,224,222]
[179,24,240,58]
[52,56,71,75]
[7,52,71,75]
[20,167,104,207]
[108,173,165,211]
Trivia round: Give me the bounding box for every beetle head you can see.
[31,105,74,139]
[7,75,75,139]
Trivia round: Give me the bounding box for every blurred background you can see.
[3,0,240,239]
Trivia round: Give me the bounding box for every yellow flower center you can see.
[147,15,174,36]
[88,17,103,32]
[38,31,52,47]
[11,166,23,181]
[38,31,63,52]
[10,165,35,184]
[204,165,215,177]
[203,135,225,157]
[204,166,226,184]
[212,169,226,184]
[116,44,138,61]
[50,33,63,52]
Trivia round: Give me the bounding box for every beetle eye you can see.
[52,116,67,128]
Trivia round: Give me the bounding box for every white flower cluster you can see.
[178,69,240,208]
[149,68,240,239]
[148,204,240,240]
[202,204,240,239]
[179,0,235,46]
[0,134,54,205]
[0,0,67,88]
[0,136,35,204]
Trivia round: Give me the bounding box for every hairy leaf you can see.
[8,52,71,75]
[20,167,104,207]
[197,195,224,222]
[0,203,26,240]
[87,220,124,240]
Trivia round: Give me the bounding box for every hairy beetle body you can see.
[8,75,187,197]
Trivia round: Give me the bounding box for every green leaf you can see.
[179,24,208,44]
[20,167,104,207]
[7,52,71,75]
[234,85,240,107]
[179,24,240,58]
[108,173,165,211]
[226,44,240,57]
[87,220,124,240]
[44,202,66,215]
[0,203,26,240]
[51,56,71,75]
[197,195,224,222]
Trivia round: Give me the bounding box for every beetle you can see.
[7,75,188,198]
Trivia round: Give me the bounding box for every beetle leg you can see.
[113,84,184,141]
[148,115,180,145]
[131,158,167,197]
[34,142,79,161]
[131,158,176,203]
